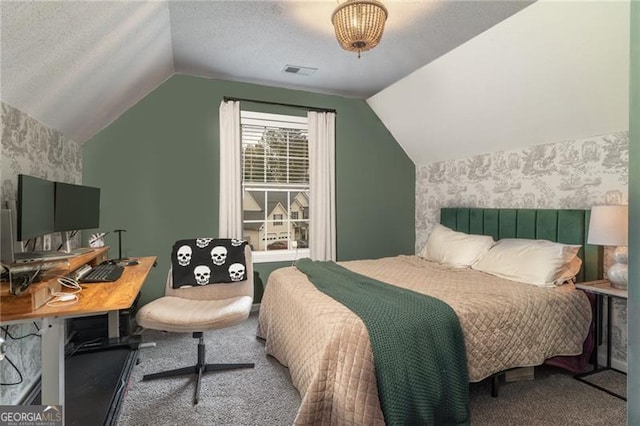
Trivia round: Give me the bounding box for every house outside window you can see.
[241,111,310,261]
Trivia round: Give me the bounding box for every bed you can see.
[256,208,596,425]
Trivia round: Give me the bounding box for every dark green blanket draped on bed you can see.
[295,258,470,425]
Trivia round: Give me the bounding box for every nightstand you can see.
[574,279,627,400]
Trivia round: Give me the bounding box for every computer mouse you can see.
[58,294,76,302]
[127,260,139,266]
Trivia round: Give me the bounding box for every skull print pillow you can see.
[171,238,248,288]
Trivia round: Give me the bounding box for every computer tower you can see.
[68,292,140,344]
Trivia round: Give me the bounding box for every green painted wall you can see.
[83,75,415,305]
[628,2,639,424]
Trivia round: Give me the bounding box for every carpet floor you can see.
[117,312,626,425]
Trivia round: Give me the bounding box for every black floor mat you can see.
[35,346,136,425]
[67,347,131,425]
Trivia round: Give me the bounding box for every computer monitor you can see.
[16,174,56,241]
[54,182,101,232]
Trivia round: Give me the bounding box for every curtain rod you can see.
[223,96,337,115]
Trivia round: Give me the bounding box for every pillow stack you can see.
[471,238,581,287]
[421,224,582,287]
[421,224,495,268]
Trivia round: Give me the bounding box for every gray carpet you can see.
[576,369,627,400]
[469,368,626,425]
[117,312,627,425]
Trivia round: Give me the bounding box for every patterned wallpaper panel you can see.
[1,102,82,205]
[416,130,629,369]
[0,101,82,404]
[416,131,628,249]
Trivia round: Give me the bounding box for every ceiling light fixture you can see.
[331,0,388,58]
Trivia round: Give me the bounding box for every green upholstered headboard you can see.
[440,208,601,283]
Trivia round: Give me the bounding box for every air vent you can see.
[282,65,317,76]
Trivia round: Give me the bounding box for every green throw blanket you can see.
[295,258,470,425]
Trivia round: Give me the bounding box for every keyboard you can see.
[78,264,124,283]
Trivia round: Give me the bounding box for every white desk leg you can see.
[41,317,65,407]
[108,311,120,338]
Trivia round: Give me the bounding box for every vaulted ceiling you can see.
[1,1,532,146]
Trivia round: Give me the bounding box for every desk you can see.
[575,279,627,400]
[0,251,155,414]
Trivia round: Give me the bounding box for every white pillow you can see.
[421,224,496,268]
[471,238,582,287]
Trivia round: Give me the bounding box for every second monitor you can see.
[54,182,101,232]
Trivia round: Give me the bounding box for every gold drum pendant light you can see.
[332,0,388,58]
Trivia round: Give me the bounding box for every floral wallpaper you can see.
[0,101,82,404]
[1,102,82,203]
[416,130,629,370]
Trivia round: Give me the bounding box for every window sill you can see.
[252,248,310,263]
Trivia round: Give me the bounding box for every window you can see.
[241,111,310,261]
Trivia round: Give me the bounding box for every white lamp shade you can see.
[587,205,628,246]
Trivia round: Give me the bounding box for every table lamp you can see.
[587,205,628,290]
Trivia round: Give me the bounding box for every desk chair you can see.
[136,242,254,404]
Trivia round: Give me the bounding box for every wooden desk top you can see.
[1,256,156,323]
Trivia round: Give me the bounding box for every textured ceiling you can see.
[0,1,532,144]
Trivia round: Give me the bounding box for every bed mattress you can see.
[256,255,592,425]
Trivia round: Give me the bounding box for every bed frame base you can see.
[491,375,500,397]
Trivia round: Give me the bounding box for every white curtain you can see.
[218,100,243,239]
[308,111,336,261]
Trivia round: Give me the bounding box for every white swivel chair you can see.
[136,243,254,405]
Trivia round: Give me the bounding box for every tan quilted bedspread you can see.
[256,256,592,425]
